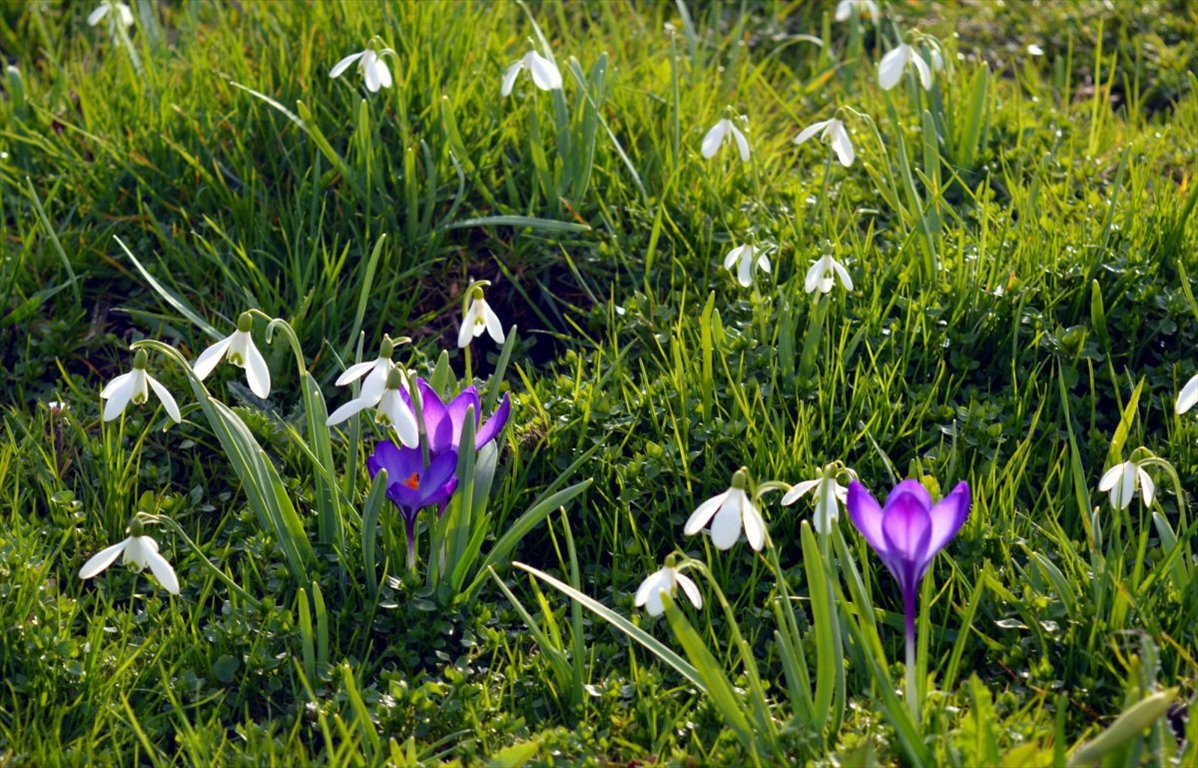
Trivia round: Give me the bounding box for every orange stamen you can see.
[404,472,421,490]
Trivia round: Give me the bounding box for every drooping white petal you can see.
[878,45,909,91]
[794,119,831,146]
[243,338,271,398]
[372,57,394,89]
[79,539,129,579]
[362,50,381,92]
[828,121,855,167]
[100,371,133,398]
[635,568,674,616]
[145,547,180,594]
[116,3,133,27]
[526,51,563,91]
[87,4,110,26]
[804,258,826,294]
[701,120,728,159]
[501,61,524,97]
[1098,463,1124,492]
[458,301,482,348]
[102,375,137,421]
[724,245,743,270]
[675,572,703,610]
[909,49,933,89]
[1178,374,1198,414]
[482,301,506,344]
[1117,463,1137,510]
[710,492,744,550]
[740,492,766,550]
[831,257,854,290]
[729,123,751,161]
[737,248,754,287]
[379,391,420,448]
[192,335,233,380]
[685,490,728,535]
[122,535,154,569]
[336,360,377,387]
[1138,469,1155,508]
[782,479,821,506]
[834,0,853,22]
[326,395,374,426]
[330,50,366,79]
[147,375,181,423]
[756,252,771,275]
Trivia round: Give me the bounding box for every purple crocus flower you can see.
[404,379,511,455]
[846,478,970,719]
[368,441,459,567]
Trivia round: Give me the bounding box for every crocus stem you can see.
[904,595,919,725]
[405,517,417,573]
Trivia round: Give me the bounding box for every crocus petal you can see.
[924,482,970,566]
[909,50,933,89]
[675,572,703,610]
[701,120,728,159]
[243,339,271,399]
[741,495,766,550]
[526,52,562,91]
[145,548,180,594]
[501,61,523,96]
[710,492,743,550]
[421,449,460,493]
[829,122,855,167]
[330,50,365,78]
[415,380,453,453]
[79,539,128,579]
[444,386,482,442]
[729,123,751,162]
[794,119,831,146]
[100,371,133,399]
[193,336,233,380]
[88,5,110,26]
[1178,374,1198,414]
[147,375,181,423]
[1138,469,1155,507]
[335,360,376,387]
[326,395,373,426]
[684,490,727,536]
[878,45,908,90]
[475,393,510,449]
[885,479,933,511]
[368,441,418,484]
[846,482,888,556]
[881,491,933,587]
[832,258,854,290]
[482,301,506,344]
[782,479,821,506]
[102,376,137,421]
[362,50,380,92]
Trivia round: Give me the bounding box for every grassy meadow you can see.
[3,0,1198,765]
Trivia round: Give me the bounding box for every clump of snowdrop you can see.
[336,334,403,402]
[782,462,855,533]
[701,115,751,161]
[723,243,771,288]
[327,366,419,448]
[1099,452,1156,510]
[794,115,855,167]
[330,39,396,93]
[458,281,506,348]
[87,0,133,30]
[684,468,766,551]
[192,312,271,399]
[101,349,181,423]
[79,517,179,595]
[804,254,853,294]
[501,48,563,96]
[878,42,933,91]
[835,0,879,22]
[635,557,702,616]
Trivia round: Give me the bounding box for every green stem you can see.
[145,514,261,608]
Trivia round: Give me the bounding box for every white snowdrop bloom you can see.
[1098,458,1155,511]
[330,45,394,93]
[1027,43,1045,57]
[635,563,702,616]
[878,43,932,91]
[501,50,563,96]
[804,254,853,294]
[835,0,879,21]
[782,472,849,534]
[88,1,134,29]
[701,117,751,161]
[79,523,179,595]
[326,367,419,448]
[1177,373,1198,415]
[794,116,855,167]
[335,336,399,402]
[723,244,771,288]
[684,470,766,551]
[192,312,270,399]
[458,288,506,348]
[101,350,181,423]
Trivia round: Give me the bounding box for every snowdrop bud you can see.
[236,312,253,333]
[127,516,144,537]
[379,335,394,359]
[731,467,749,490]
[132,349,148,370]
[386,366,405,390]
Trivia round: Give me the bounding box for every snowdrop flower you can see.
[701,117,750,161]
[684,468,766,551]
[501,49,563,96]
[192,312,270,399]
[878,43,933,91]
[835,0,879,21]
[1098,457,1155,510]
[804,254,853,294]
[635,559,702,617]
[336,335,402,403]
[782,463,851,533]
[330,42,394,93]
[723,243,771,288]
[327,366,419,448]
[79,519,179,595]
[101,349,181,423]
[458,284,505,348]
[1177,373,1198,415]
[88,1,134,29]
[794,116,854,167]
[1027,44,1045,57]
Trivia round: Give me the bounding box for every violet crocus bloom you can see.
[368,441,459,567]
[846,479,970,719]
[404,379,511,454]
